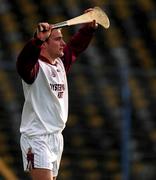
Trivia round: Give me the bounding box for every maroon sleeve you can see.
[16,38,43,84]
[62,24,95,73]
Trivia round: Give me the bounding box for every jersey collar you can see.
[39,55,57,66]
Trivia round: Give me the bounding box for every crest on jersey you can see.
[51,70,56,77]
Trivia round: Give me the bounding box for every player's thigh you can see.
[30,168,53,180]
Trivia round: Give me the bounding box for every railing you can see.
[0,158,18,180]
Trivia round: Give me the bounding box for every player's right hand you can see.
[35,22,53,41]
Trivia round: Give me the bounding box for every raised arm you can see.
[62,9,98,73]
[16,39,42,84]
[16,23,52,84]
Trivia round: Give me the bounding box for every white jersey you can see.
[20,58,68,136]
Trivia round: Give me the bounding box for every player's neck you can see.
[40,52,56,65]
[40,55,57,65]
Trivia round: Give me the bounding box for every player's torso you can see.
[21,58,68,136]
[39,58,67,99]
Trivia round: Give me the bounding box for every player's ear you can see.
[41,42,47,49]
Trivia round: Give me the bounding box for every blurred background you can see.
[0,0,156,179]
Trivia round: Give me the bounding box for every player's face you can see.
[46,29,66,58]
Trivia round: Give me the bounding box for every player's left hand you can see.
[89,19,98,29]
[84,8,98,29]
